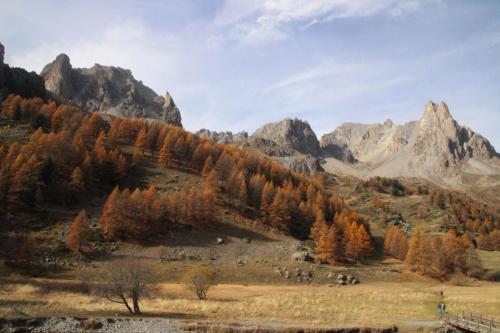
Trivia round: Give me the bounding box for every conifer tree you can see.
[69,167,85,193]
[260,181,275,219]
[315,225,340,264]
[100,187,122,238]
[406,229,423,271]
[310,211,326,242]
[66,210,90,254]
[202,156,215,177]
[357,224,375,259]
[132,127,147,162]
[93,131,107,166]
[344,222,360,259]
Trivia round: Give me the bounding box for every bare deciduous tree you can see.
[184,265,218,300]
[97,259,153,314]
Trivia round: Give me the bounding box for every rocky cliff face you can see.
[0,42,46,101]
[196,119,324,174]
[411,101,497,176]
[228,101,498,188]
[251,118,321,156]
[40,54,182,126]
[248,119,323,173]
[321,101,499,186]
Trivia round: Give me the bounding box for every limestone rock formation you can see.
[251,118,321,156]
[320,119,400,164]
[196,129,248,144]
[321,101,499,189]
[247,119,323,173]
[411,101,497,176]
[40,54,182,126]
[197,119,324,173]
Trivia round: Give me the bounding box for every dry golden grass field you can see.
[1,279,499,329]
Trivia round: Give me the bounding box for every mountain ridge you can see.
[40,53,182,126]
[196,101,499,197]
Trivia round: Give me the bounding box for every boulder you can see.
[291,251,313,262]
[217,237,224,245]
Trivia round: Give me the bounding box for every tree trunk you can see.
[132,296,141,314]
[121,295,134,314]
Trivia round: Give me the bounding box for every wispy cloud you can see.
[266,59,371,91]
[213,0,442,45]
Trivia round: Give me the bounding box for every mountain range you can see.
[1,41,499,199]
[198,103,499,198]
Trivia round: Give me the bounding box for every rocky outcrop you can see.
[320,119,400,164]
[198,119,324,173]
[196,129,248,144]
[251,118,321,156]
[40,54,182,126]
[0,42,46,101]
[246,118,323,173]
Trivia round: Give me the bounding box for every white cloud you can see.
[9,18,191,96]
[214,0,441,45]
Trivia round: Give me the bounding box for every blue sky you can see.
[1,0,499,148]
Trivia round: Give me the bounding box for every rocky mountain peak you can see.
[54,53,71,67]
[251,118,320,156]
[40,54,182,126]
[383,119,394,127]
[41,53,74,99]
[413,101,497,175]
[422,100,452,125]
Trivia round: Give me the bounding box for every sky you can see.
[1,0,499,148]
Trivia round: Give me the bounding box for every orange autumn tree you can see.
[384,226,409,260]
[344,222,360,259]
[405,229,424,271]
[405,229,470,278]
[357,224,375,259]
[310,212,326,242]
[66,210,91,254]
[315,224,341,264]
[132,127,147,162]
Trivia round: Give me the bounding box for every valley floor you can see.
[1,277,499,331]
